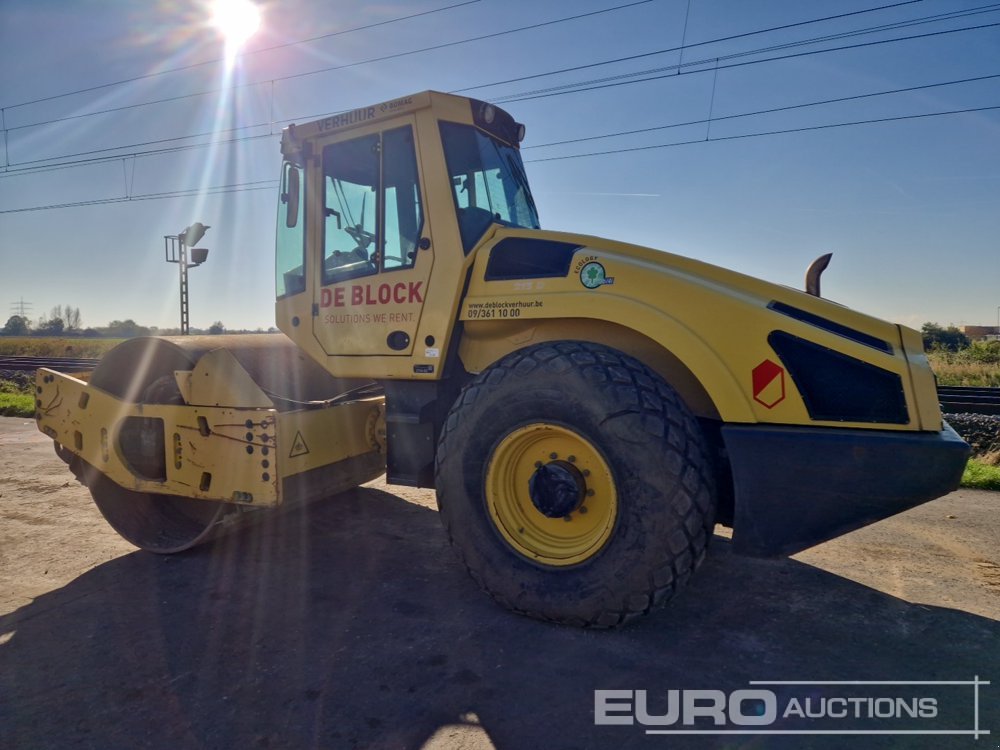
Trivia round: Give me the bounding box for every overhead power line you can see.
[3,0,654,132]
[5,101,996,214]
[0,179,278,215]
[498,14,1000,103]
[452,0,928,94]
[4,125,278,172]
[524,104,1000,163]
[2,1,997,214]
[523,72,1000,150]
[0,0,483,111]
[3,6,997,178]
[4,68,995,183]
[6,0,937,133]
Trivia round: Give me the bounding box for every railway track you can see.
[1,356,997,415]
[937,386,1000,416]
[0,356,101,373]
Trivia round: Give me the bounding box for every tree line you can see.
[3,307,237,338]
[4,305,82,335]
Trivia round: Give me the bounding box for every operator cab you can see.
[274,92,538,375]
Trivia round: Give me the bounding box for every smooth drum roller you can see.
[82,337,234,553]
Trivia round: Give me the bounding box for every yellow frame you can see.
[274,91,942,435]
[35,369,384,507]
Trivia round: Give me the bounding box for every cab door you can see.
[313,120,431,356]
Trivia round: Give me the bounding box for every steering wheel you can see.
[345,224,375,250]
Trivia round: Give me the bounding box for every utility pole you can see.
[9,297,32,318]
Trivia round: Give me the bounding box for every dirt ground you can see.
[1,415,997,749]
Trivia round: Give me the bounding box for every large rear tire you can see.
[435,341,716,627]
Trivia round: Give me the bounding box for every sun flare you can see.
[210,0,261,59]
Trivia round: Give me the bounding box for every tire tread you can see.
[436,341,715,628]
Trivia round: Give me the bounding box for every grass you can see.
[929,358,1000,387]
[962,457,1000,492]
[0,392,34,417]
[928,347,1000,387]
[0,378,34,417]
[0,337,122,358]
[0,336,120,417]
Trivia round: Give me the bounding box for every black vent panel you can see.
[484,238,580,281]
[768,301,893,354]
[768,331,909,424]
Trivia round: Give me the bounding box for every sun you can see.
[210,0,261,60]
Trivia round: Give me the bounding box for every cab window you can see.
[275,161,305,297]
[439,121,540,253]
[382,127,423,272]
[322,126,424,285]
[323,134,379,284]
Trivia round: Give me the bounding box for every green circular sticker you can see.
[580,261,608,289]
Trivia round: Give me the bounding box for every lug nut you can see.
[586,489,595,497]
[549,452,558,459]
[579,506,589,514]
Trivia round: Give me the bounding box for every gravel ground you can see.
[948,413,1000,456]
[1,416,997,749]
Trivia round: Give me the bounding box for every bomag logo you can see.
[380,96,413,113]
[320,282,424,308]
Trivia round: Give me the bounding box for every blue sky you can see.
[0,0,997,331]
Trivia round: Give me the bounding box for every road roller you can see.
[36,91,969,626]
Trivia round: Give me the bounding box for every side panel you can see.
[37,370,279,506]
[276,399,385,481]
[36,370,386,507]
[460,318,731,421]
[457,228,932,432]
[724,423,969,556]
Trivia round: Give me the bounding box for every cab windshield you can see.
[440,122,540,253]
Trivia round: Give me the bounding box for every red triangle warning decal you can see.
[289,431,310,458]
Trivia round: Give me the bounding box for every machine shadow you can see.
[1,486,996,750]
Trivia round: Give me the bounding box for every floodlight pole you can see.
[178,236,191,335]
[164,223,209,335]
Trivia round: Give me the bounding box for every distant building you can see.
[963,326,1000,342]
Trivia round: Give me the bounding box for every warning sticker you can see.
[752,359,786,409]
[289,431,310,458]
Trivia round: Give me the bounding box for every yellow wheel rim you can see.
[485,423,617,566]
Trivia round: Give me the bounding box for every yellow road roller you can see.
[36,91,970,627]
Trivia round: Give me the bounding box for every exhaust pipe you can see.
[805,253,833,297]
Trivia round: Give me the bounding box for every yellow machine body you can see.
[457,227,942,431]
[36,91,968,623]
[272,91,939,434]
[36,334,386,551]
[36,365,383,508]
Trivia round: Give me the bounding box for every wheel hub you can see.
[528,460,586,518]
[485,423,618,566]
